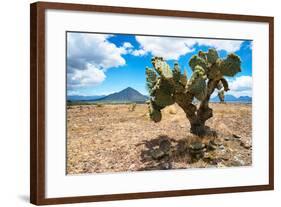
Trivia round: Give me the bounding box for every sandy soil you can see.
[66,103,252,174]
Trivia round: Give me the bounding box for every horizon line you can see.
[67,86,252,99]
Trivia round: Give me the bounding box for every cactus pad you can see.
[173,62,181,82]
[145,67,158,94]
[207,48,219,65]
[187,66,207,100]
[189,55,207,72]
[153,81,175,107]
[219,53,241,76]
[148,101,162,122]
[151,57,173,79]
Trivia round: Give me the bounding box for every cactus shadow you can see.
[137,135,194,171]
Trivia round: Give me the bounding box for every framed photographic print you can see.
[30,1,274,205]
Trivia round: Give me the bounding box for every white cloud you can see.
[132,49,147,56]
[133,36,196,60]
[67,33,132,89]
[197,39,243,53]
[67,33,127,69]
[132,36,244,60]
[123,42,133,49]
[67,90,87,96]
[228,76,252,91]
[226,76,252,97]
[68,64,106,88]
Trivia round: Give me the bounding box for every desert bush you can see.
[129,103,137,112]
[96,103,103,107]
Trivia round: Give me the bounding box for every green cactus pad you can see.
[194,65,206,78]
[189,55,207,72]
[219,53,241,76]
[173,62,181,82]
[188,79,207,101]
[187,66,207,100]
[153,87,175,107]
[152,57,173,79]
[198,51,207,61]
[148,102,162,122]
[145,67,158,94]
[207,48,219,64]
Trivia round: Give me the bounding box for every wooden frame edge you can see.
[34,1,273,22]
[30,2,39,204]
[30,1,274,205]
[30,2,46,205]
[268,17,274,190]
[35,185,273,205]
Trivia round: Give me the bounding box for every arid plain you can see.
[67,103,252,174]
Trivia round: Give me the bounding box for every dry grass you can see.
[67,103,252,174]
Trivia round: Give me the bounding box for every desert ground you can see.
[66,103,252,174]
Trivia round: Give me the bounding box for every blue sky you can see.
[67,32,252,97]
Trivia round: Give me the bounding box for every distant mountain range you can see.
[67,87,251,103]
[68,87,148,103]
[67,95,106,101]
[211,95,252,103]
[95,87,148,103]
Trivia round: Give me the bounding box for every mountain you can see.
[67,95,106,101]
[237,96,252,102]
[211,95,252,103]
[94,87,148,103]
[211,94,237,102]
[68,89,251,103]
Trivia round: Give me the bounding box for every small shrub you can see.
[96,103,103,107]
[129,103,137,112]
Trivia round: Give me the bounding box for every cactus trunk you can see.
[176,79,217,136]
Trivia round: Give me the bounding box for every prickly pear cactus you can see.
[145,48,241,136]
